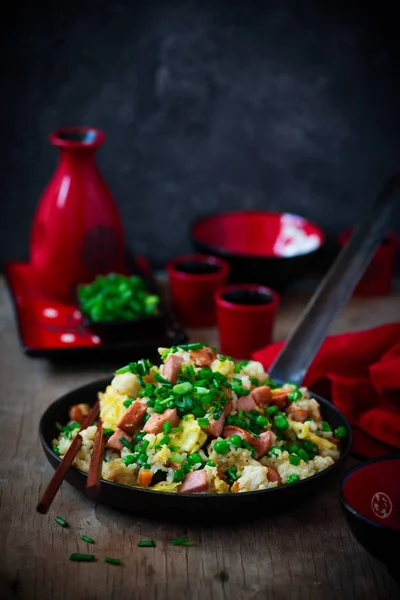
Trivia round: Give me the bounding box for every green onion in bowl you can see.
[77,273,160,322]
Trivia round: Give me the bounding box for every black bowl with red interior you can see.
[191,211,325,290]
[340,455,400,581]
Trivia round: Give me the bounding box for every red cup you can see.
[215,284,280,359]
[167,254,230,327]
[339,230,398,296]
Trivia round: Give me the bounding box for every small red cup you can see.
[167,254,230,327]
[215,284,280,358]
[339,230,398,296]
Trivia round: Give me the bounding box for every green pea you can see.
[205,460,216,467]
[288,389,302,402]
[274,416,289,431]
[173,469,185,483]
[289,444,300,454]
[214,440,230,455]
[229,435,243,449]
[287,473,300,484]
[187,453,202,466]
[334,426,347,439]
[297,449,309,462]
[289,453,300,466]
[255,415,268,427]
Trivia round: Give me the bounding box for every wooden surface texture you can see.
[1,278,399,600]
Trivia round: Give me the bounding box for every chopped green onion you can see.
[105,557,121,565]
[289,453,300,466]
[159,436,170,446]
[234,360,249,373]
[242,440,256,457]
[250,377,259,386]
[264,378,279,389]
[137,540,156,547]
[266,405,279,416]
[205,460,216,467]
[115,364,131,374]
[194,386,209,395]
[171,425,184,434]
[197,418,210,429]
[52,444,60,456]
[171,538,196,546]
[155,374,172,386]
[169,445,181,451]
[80,535,95,544]
[289,444,300,454]
[163,420,171,434]
[119,436,133,450]
[178,343,204,350]
[334,426,348,439]
[55,516,68,528]
[268,446,281,458]
[69,553,95,562]
[123,399,134,409]
[213,440,230,454]
[173,382,193,395]
[226,466,238,483]
[170,453,184,463]
[141,439,150,452]
[287,473,300,484]
[103,428,114,437]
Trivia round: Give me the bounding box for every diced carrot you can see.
[138,470,153,487]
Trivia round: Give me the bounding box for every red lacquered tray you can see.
[5,260,187,360]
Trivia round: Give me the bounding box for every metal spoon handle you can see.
[269,175,399,386]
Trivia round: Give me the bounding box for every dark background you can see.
[2,0,399,271]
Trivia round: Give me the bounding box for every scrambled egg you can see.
[168,415,207,453]
[289,420,337,451]
[99,385,128,430]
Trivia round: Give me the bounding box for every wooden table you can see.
[1,278,399,600]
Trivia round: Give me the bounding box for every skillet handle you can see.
[268,175,400,386]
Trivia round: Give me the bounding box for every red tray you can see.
[5,260,187,361]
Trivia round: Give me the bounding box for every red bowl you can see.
[340,455,400,580]
[191,211,325,289]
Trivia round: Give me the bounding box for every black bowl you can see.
[39,378,351,522]
[191,211,325,290]
[339,455,400,581]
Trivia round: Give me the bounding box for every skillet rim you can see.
[39,376,352,501]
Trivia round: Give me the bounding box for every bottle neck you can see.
[58,148,98,168]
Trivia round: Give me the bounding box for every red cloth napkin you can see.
[251,323,400,458]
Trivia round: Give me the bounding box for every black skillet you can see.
[39,176,399,519]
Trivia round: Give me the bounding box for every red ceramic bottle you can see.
[30,126,126,301]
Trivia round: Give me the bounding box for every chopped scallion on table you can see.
[55,516,68,528]
[137,540,156,547]
[69,553,95,562]
[80,535,95,544]
[105,557,121,565]
[171,538,196,546]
